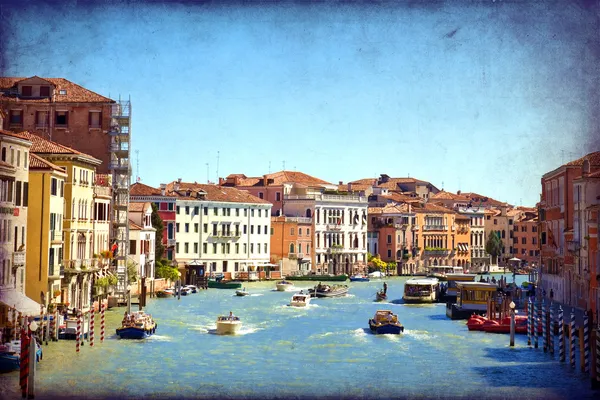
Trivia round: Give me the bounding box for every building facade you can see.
[512,211,539,267]
[270,216,313,276]
[128,202,156,281]
[456,206,489,271]
[25,154,67,308]
[166,181,273,278]
[0,76,115,174]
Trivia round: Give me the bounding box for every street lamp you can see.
[29,320,38,333]
[509,301,516,347]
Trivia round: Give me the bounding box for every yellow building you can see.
[25,154,67,308]
[21,131,102,312]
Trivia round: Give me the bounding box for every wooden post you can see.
[580,326,586,373]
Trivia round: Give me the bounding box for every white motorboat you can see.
[184,285,198,293]
[289,292,311,307]
[235,288,250,296]
[276,280,294,291]
[216,313,242,335]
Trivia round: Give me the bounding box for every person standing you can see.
[383,282,388,295]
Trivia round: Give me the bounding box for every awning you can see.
[0,289,42,316]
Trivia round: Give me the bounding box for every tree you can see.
[151,203,165,261]
[155,259,180,282]
[485,231,502,265]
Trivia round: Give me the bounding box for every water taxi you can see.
[440,273,478,302]
[289,291,311,307]
[276,280,294,291]
[116,311,157,339]
[427,266,464,281]
[184,285,198,293]
[308,284,349,298]
[349,274,370,282]
[216,312,242,335]
[402,277,440,303]
[445,282,498,320]
[368,310,404,334]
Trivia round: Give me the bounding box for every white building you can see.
[284,186,368,275]
[128,202,156,280]
[457,206,489,271]
[167,180,272,278]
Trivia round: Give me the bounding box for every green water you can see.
[1,275,596,399]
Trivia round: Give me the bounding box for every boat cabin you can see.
[403,278,440,303]
[446,282,499,320]
[443,273,478,300]
[428,266,464,278]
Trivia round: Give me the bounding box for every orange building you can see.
[270,216,313,276]
[512,210,539,266]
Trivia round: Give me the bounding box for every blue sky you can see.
[1,0,598,206]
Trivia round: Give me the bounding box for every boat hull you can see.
[0,353,20,373]
[285,275,348,282]
[368,320,404,335]
[276,283,294,291]
[402,296,436,304]
[309,287,349,298]
[216,321,242,335]
[349,277,370,282]
[208,280,243,289]
[116,326,156,339]
[156,291,172,298]
[375,293,387,302]
[446,303,486,320]
[235,290,250,296]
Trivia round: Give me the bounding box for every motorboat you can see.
[163,287,175,295]
[180,287,192,296]
[375,290,387,302]
[349,274,370,282]
[156,290,173,298]
[289,291,311,307]
[235,288,250,296]
[368,310,404,335]
[116,311,157,339]
[307,284,349,298]
[368,271,384,279]
[184,285,198,293]
[216,313,242,335]
[426,266,464,281]
[403,278,440,303]
[59,316,89,340]
[276,280,294,291]
[208,279,243,289]
[0,339,43,373]
[466,314,487,331]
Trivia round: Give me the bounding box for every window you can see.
[509,219,513,225]
[184,243,189,253]
[59,89,67,95]
[258,192,264,199]
[51,178,58,196]
[264,225,267,234]
[276,192,281,201]
[521,237,526,245]
[185,206,190,215]
[493,219,497,225]
[40,86,50,97]
[214,208,218,216]
[21,86,32,96]
[194,223,199,233]
[9,110,23,125]
[194,243,198,253]
[264,243,268,253]
[257,225,261,234]
[251,210,255,217]
[235,243,239,254]
[291,228,295,235]
[176,223,180,233]
[15,181,21,206]
[307,228,310,236]
[387,234,392,244]
[203,243,207,253]
[185,223,189,233]
[243,225,247,234]
[387,249,392,258]
[213,243,217,253]
[16,151,20,167]
[250,225,254,234]
[235,208,239,216]
[88,111,101,128]
[299,228,302,236]
[244,209,247,217]
[55,111,68,126]
[194,206,199,215]
[130,240,137,255]
[203,223,208,233]
[168,203,174,211]
[177,206,180,214]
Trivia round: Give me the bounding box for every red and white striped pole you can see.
[100,303,105,343]
[76,312,81,353]
[19,328,29,398]
[89,307,95,347]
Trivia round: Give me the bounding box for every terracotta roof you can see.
[369,203,410,214]
[413,203,454,213]
[0,76,113,103]
[455,214,470,221]
[130,182,175,197]
[129,220,142,230]
[28,153,67,173]
[223,170,330,187]
[430,190,469,201]
[380,192,421,203]
[565,151,600,167]
[129,202,147,212]
[460,192,507,207]
[166,181,272,204]
[349,178,378,185]
[8,131,100,164]
[0,129,31,142]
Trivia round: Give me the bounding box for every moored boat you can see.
[349,274,370,282]
[156,290,173,298]
[368,310,404,334]
[208,280,243,289]
[403,277,440,303]
[308,283,349,298]
[184,285,198,293]
[0,340,43,373]
[446,282,498,320]
[216,312,242,335]
[426,266,464,281]
[289,291,311,307]
[440,273,478,303]
[276,280,294,291]
[116,311,157,339]
[59,316,89,340]
[180,287,192,296]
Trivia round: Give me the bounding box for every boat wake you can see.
[403,329,436,341]
[147,335,172,342]
[249,293,264,297]
[205,326,261,335]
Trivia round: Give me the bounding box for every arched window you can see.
[1,147,5,162]
[298,243,302,253]
[305,209,312,218]
[289,243,295,254]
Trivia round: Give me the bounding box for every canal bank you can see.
[0,276,597,399]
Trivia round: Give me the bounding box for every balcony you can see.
[211,231,240,239]
[423,225,448,231]
[567,240,580,253]
[48,264,65,279]
[12,251,25,266]
[167,238,176,247]
[412,224,420,231]
[50,230,63,243]
[327,245,344,254]
[326,223,342,231]
[288,252,305,260]
[394,224,408,230]
[285,217,312,224]
[423,248,450,256]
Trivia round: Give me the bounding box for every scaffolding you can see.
[109,97,132,302]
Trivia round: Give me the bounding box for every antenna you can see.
[206,163,209,184]
[268,161,271,174]
[216,151,220,183]
[135,149,140,182]
[442,181,444,190]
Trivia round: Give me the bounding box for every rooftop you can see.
[166,181,272,205]
[0,76,113,103]
[223,170,331,187]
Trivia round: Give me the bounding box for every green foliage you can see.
[485,231,502,264]
[108,275,118,286]
[95,277,110,288]
[127,261,138,282]
[151,203,165,261]
[155,263,179,281]
[424,247,448,251]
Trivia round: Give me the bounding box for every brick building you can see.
[0,76,115,174]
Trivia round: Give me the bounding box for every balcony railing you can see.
[423,225,447,231]
[167,238,176,247]
[50,230,62,242]
[49,264,65,278]
[423,249,450,256]
[567,240,580,253]
[394,224,408,230]
[326,223,342,231]
[412,224,420,230]
[12,251,25,266]
[285,217,312,224]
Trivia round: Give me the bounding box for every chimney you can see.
[339,181,343,185]
[263,174,268,187]
[457,190,461,195]
[219,177,225,186]
[174,179,181,191]
[159,183,166,196]
[347,182,352,192]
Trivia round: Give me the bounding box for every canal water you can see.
[1,274,597,399]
